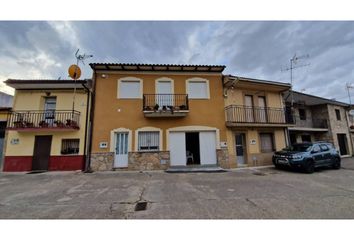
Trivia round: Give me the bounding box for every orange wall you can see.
[92,72,227,152]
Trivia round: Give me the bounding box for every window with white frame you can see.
[187,80,209,99]
[138,131,160,151]
[118,80,141,99]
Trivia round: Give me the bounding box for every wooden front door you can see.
[337,134,348,156]
[32,135,52,171]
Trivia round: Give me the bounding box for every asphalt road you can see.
[1,158,354,219]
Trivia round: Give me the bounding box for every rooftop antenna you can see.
[68,49,93,113]
[282,53,310,107]
[346,83,354,105]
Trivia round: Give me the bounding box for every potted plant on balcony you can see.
[66,119,78,128]
[179,104,187,110]
[24,121,34,128]
[153,104,159,112]
[167,105,174,114]
[54,120,65,128]
[39,120,49,128]
[13,121,25,128]
[162,106,167,112]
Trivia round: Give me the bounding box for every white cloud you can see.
[1,21,354,103]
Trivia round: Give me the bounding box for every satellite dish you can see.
[68,64,81,80]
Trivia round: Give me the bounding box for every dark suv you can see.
[272,142,341,173]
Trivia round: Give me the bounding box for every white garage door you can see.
[169,132,186,166]
[199,131,217,165]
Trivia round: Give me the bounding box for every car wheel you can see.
[304,159,315,173]
[332,158,341,170]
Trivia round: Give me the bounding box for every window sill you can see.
[189,97,210,100]
[137,150,161,153]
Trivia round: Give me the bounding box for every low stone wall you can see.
[128,151,170,171]
[90,152,114,171]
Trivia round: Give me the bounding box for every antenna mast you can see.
[70,49,93,112]
[346,83,354,105]
[283,53,310,107]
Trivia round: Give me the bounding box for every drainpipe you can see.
[280,91,291,147]
[345,106,354,156]
[84,69,97,173]
[82,81,91,172]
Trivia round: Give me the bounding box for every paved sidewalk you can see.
[0,158,354,219]
[342,156,354,170]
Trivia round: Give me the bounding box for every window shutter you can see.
[188,81,208,98]
[119,81,141,98]
[260,133,274,152]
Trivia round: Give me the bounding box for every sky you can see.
[0,21,354,103]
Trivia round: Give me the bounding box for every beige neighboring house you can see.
[223,75,294,167]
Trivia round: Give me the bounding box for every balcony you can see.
[6,110,80,131]
[289,115,329,132]
[225,105,294,127]
[143,94,189,117]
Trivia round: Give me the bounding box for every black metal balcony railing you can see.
[292,115,328,128]
[6,110,80,130]
[225,105,293,124]
[143,94,189,112]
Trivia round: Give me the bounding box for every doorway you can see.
[244,95,254,122]
[258,96,267,122]
[114,132,129,168]
[185,132,200,165]
[156,80,173,109]
[32,135,52,171]
[169,131,217,167]
[337,134,348,155]
[44,97,56,125]
[235,133,246,165]
[301,134,312,143]
[290,133,297,145]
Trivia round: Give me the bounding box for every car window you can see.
[326,143,334,149]
[320,144,329,152]
[312,145,321,153]
[287,144,312,152]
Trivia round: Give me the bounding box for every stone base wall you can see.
[91,149,255,171]
[91,151,170,171]
[217,148,230,169]
[128,151,170,171]
[90,152,114,171]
